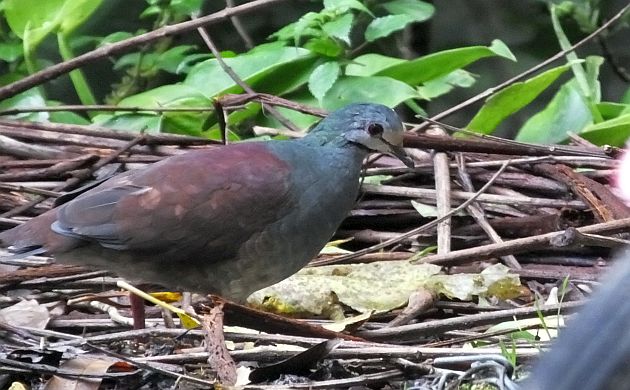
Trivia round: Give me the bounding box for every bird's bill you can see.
[387,144,414,168]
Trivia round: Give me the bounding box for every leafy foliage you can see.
[0,0,628,146]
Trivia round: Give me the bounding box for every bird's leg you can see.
[129,292,146,330]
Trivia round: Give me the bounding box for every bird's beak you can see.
[387,144,415,168]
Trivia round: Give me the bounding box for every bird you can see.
[0,103,413,301]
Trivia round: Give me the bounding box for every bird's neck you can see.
[301,130,350,148]
[299,131,369,164]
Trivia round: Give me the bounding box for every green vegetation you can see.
[0,0,628,145]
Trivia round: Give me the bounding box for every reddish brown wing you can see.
[54,143,294,259]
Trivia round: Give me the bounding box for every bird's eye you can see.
[367,123,384,137]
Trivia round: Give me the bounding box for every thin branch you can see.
[357,302,582,341]
[194,18,300,132]
[226,0,255,49]
[310,161,511,266]
[410,117,615,158]
[0,93,326,121]
[0,105,216,116]
[1,135,146,218]
[429,127,452,254]
[455,154,521,269]
[417,217,630,266]
[597,35,630,82]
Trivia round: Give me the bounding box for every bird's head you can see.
[309,103,414,167]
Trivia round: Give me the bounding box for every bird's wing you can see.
[53,143,294,256]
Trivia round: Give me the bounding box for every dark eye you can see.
[367,123,384,137]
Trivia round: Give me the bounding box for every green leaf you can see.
[4,0,102,50]
[322,13,354,45]
[346,54,405,77]
[579,114,630,147]
[156,45,202,74]
[416,69,476,100]
[170,0,204,16]
[516,80,592,144]
[58,0,103,35]
[184,46,315,98]
[467,65,571,134]
[322,76,419,110]
[374,40,516,85]
[309,62,341,102]
[49,110,90,125]
[0,42,23,62]
[305,37,344,57]
[323,0,371,14]
[118,84,211,108]
[244,52,318,96]
[113,84,213,135]
[114,52,156,72]
[381,0,434,21]
[99,32,135,46]
[584,55,603,103]
[174,53,214,74]
[487,39,516,62]
[140,5,161,18]
[270,12,322,45]
[0,88,48,122]
[365,14,415,42]
[93,113,162,133]
[550,5,591,102]
[4,0,63,48]
[57,33,97,107]
[597,102,630,120]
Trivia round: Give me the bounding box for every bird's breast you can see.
[215,144,364,299]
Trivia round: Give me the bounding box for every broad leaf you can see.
[58,0,103,35]
[579,114,630,147]
[118,84,211,108]
[4,0,63,48]
[585,55,603,103]
[249,262,520,315]
[324,0,371,14]
[0,42,23,62]
[346,54,405,77]
[322,13,354,45]
[305,37,343,57]
[170,0,204,15]
[382,0,434,21]
[322,76,419,110]
[597,102,630,120]
[4,0,102,46]
[468,65,571,134]
[184,46,315,98]
[92,114,162,133]
[0,88,48,122]
[365,14,416,42]
[111,85,214,135]
[49,110,91,125]
[417,69,476,100]
[270,12,324,45]
[374,40,515,85]
[517,80,592,144]
[309,62,340,102]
